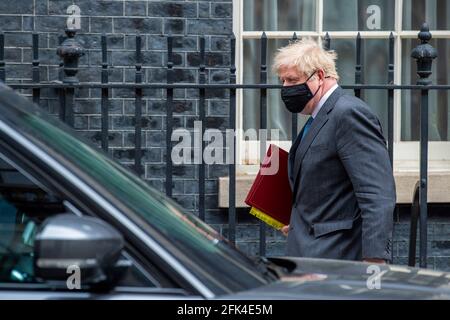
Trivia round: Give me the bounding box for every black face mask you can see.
[281,72,321,114]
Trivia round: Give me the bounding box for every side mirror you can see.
[34,214,128,289]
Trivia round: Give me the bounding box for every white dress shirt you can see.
[311,83,339,119]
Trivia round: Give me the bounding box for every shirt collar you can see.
[311,83,339,119]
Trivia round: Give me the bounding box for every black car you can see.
[0,84,450,300]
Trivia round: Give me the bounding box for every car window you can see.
[0,155,156,289]
[10,107,269,294]
[0,156,64,283]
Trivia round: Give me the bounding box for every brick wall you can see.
[0,0,233,231]
[1,0,450,272]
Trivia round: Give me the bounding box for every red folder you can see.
[245,144,292,229]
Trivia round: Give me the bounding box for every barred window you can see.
[235,0,450,165]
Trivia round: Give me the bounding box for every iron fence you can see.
[1,23,450,267]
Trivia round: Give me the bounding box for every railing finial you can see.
[323,32,330,50]
[57,29,85,83]
[418,22,432,43]
[411,23,437,85]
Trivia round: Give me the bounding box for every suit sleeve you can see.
[336,104,396,261]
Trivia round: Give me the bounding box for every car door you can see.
[0,146,200,300]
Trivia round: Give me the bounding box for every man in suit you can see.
[273,39,396,263]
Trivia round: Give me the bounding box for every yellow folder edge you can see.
[249,207,286,230]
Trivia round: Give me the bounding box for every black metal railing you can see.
[409,180,421,267]
[1,23,449,264]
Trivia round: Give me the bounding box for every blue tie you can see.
[301,117,314,140]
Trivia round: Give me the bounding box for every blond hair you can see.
[272,38,339,81]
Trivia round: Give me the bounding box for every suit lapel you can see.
[292,87,345,196]
[288,124,305,189]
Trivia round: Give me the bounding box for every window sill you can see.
[218,162,450,207]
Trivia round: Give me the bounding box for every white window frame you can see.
[233,0,450,175]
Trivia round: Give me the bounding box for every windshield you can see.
[0,86,270,294]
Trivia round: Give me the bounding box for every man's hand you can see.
[363,258,386,264]
[281,225,290,237]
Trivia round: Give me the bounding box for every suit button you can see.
[309,224,314,235]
